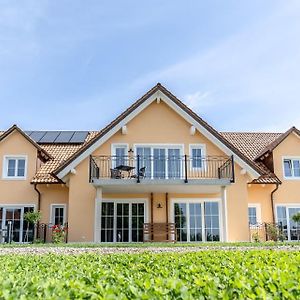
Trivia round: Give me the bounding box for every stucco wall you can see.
[0,131,38,206]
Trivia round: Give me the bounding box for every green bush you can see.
[0,251,299,299]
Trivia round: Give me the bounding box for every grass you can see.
[0,241,300,248]
[0,251,299,299]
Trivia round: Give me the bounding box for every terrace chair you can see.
[131,167,146,179]
[110,168,122,179]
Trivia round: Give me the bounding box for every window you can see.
[173,200,220,242]
[112,144,128,167]
[276,205,300,241]
[100,200,146,242]
[248,207,257,225]
[190,145,206,169]
[3,156,27,179]
[51,205,66,225]
[283,158,300,178]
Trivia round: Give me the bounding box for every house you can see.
[0,83,299,243]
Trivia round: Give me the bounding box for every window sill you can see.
[2,177,26,181]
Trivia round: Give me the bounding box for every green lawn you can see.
[0,251,299,299]
[0,241,300,248]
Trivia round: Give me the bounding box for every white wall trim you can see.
[56,90,260,179]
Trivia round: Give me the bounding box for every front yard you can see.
[0,250,299,299]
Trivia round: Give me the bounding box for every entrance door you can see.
[101,201,146,242]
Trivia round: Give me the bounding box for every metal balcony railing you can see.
[89,155,235,183]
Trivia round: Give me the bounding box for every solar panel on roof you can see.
[69,131,89,143]
[28,131,47,142]
[24,131,33,136]
[39,131,61,143]
[54,131,75,143]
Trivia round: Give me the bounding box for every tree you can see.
[292,212,300,241]
[24,211,42,242]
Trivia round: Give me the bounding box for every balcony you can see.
[89,155,234,191]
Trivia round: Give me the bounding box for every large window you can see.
[112,144,128,168]
[100,200,146,242]
[283,158,300,179]
[276,205,300,241]
[173,200,220,242]
[135,145,183,179]
[0,206,34,243]
[2,156,27,179]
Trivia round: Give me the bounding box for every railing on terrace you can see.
[249,222,285,242]
[0,223,68,244]
[89,155,235,183]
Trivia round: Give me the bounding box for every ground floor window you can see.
[50,204,66,225]
[0,205,34,243]
[276,205,300,241]
[173,200,220,242]
[100,200,146,242]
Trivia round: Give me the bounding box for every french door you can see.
[136,146,182,179]
[172,200,221,242]
[101,201,146,242]
[277,205,300,241]
[0,206,34,243]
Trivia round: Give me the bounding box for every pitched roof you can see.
[31,131,99,183]
[53,83,265,178]
[0,125,52,161]
[221,132,282,184]
[254,127,300,160]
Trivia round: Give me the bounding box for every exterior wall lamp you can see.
[157,203,163,209]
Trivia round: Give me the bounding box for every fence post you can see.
[43,224,47,243]
[264,223,268,241]
[184,155,188,183]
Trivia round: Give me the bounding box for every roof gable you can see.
[255,127,300,160]
[53,83,263,180]
[0,125,52,161]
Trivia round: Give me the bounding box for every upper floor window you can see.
[2,156,27,179]
[190,145,206,169]
[283,158,300,178]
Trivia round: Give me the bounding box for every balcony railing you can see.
[89,155,234,183]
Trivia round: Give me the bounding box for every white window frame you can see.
[111,144,129,168]
[2,155,28,180]
[134,144,184,179]
[189,144,206,170]
[49,204,67,225]
[275,203,300,241]
[248,203,261,225]
[282,156,300,180]
[169,198,223,242]
[99,198,148,243]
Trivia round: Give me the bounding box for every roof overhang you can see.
[55,85,260,180]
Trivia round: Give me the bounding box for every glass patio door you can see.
[174,201,220,242]
[168,149,181,179]
[1,207,22,243]
[101,201,145,242]
[277,206,300,240]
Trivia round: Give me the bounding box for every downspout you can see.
[34,183,42,240]
[271,183,279,223]
[34,183,41,211]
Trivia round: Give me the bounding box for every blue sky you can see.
[1,1,300,132]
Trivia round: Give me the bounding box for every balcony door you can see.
[100,200,147,242]
[136,145,182,179]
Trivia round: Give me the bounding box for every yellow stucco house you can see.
[0,84,299,243]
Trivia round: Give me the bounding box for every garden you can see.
[0,250,299,299]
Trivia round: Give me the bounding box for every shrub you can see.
[51,225,67,243]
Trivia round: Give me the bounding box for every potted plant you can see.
[24,211,42,243]
[292,212,300,241]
